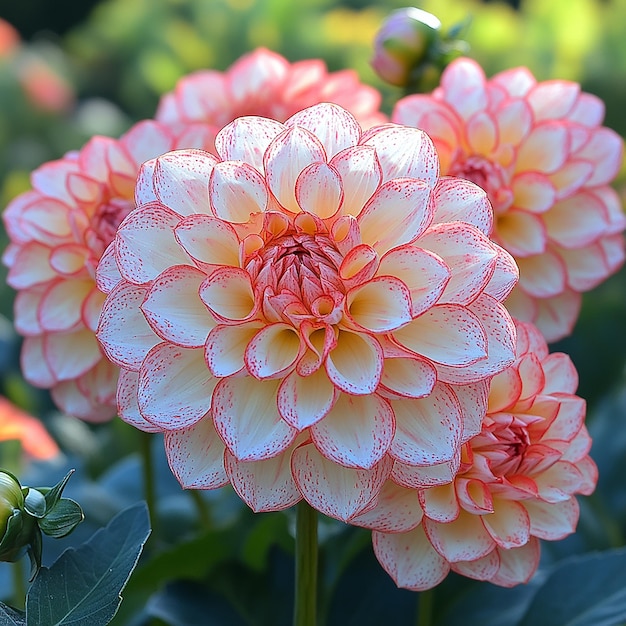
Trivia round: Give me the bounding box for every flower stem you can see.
[139,431,157,539]
[416,588,434,626]
[11,559,26,610]
[294,500,318,626]
[189,489,212,529]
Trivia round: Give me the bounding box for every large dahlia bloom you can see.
[367,320,596,590]
[156,47,387,138]
[393,58,625,342]
[2,120,215,421]
[97,103,518,515]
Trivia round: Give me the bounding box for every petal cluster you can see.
[156,47,387,137]
[2,120,215,421]
[393,57,625,342]
[368,320,597,590]
[97,103,518,515]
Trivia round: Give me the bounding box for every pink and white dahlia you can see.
[156,47,387,141]
[2,120,215,421]
[369,320,597,590]
[393,57,625,342]
[97,103,519,513]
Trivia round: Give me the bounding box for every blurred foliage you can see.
[1,0,626,624]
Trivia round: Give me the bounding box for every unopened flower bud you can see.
[371,7,442,87]
[0,471,24,534]
[0,470,36,564]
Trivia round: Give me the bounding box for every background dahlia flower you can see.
[156,47,387,139]
[368,320,597,590]
[3,120,216,421]
[393,57,625,342]
[97,103,519,516]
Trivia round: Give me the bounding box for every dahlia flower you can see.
[367,320,596,590]
[156,47,387,139]
[393,57,625,342]
[3,120,216,421]
[97,103,518,514]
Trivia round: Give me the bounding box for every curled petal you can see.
[295,162,343,218]
[311,392,394,469]
[199,267,256,322]
[165,415,229,489]
[292,442,392,522]
[424,512,496,562]
[431,177,493,234]
[245,323,301,379]
[489,539,541,587]
[483,499,531,549]
[205,322,262,377]
[392,455,461,489]
[380,356,437,399]
[117,368,161,433]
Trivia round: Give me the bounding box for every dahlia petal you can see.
[517,250,567,298]
[390,384,462,466]
[527,80,580,121]
[325,330,382,395]
[515,122,570,174]
[511,172,558,214]
[38,279,92,332]
[568,92,604,126]
[542,395,586,441]
[452,551,500,582]
[576,127,623,186]
[291,442,392,522]
[380,356,436,399]
[96,242,122,294]
[142,265,215,348]
[286,103,361,159]
[14,288,44,335]
[391,455,460,489]
[338,244,379,287]
[174,214,240,268]
[226,448,302,512]
[377,246,450,317]
[264,126,327,213]
[311,392,394,469]
[517,353,545,402]
[209,160,268,223]
[295,162,343,218]
[495,99,533,145]
[393,304,487,367]
[138,343,216,429]
[21,337,56,387]
[543,192,609,249]
[419,483,460,523]
[49,244,90,277]
[441,58,488,119]
[53,376,116,423]
[488,367,523,413]
[245,323,301,379]
[372,525,450,592]
[497,209,547,257]
[467,112,498,154]
[455,478,493,514]
[424,512,496,562]
[346,277,412,332]
[549,160,593,199]
[212,377,297,461]
[7,242,55,289]
[330,145,382,217]
[418,223,498,305]
[199,267,256,322]
[204,322,262,377]
[483,499,531,549]
[524,497,579,540]
[534,461,584,503]
[351,481,423,533]
[431,177,493,234]
[122,119,177,166]
[489,539,540,587]
[44,329,102,381]
[491,66,536,98]
[215,116,285,170]
[135,158,158,205]
[454,381,490,441]
[117,368,161,433]
[277,368,337,430]
[116,203,189,284]
[30,160,78,202]
[541,352,578,394]
[483,246,519,302]
[360,125,439,187]
[97,282,158,369]
[165,415,228,489]
[357,178,432,255]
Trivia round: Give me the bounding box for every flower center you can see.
[247,232,345,326]
[473,421,531,477]
[449,154,513,214]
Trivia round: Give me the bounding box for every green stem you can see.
[294,500,318,626]
[11,558,26,610]
[416,588,434,626]
[139,431,157,539]
[189,489,212,529]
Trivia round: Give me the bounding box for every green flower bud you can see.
[0,471,24,536]
[0,470,37,565]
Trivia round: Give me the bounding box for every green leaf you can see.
[25,502,150,626]
[22,491,45,520]
[0,603,26,626]
[518,547,626,626]
[38,499,84,539]
[41,470,76,513]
